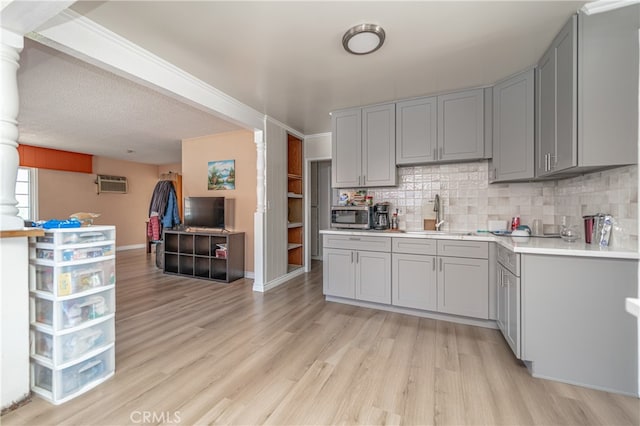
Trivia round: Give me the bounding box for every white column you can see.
[253,129,265,290]
[0,29,24,231]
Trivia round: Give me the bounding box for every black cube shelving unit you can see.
[163,230,245,283]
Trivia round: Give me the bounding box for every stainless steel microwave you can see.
[331,205,373,229]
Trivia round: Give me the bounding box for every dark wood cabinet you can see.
[163,230,244,283]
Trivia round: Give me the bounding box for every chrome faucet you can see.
[434,194,444,231]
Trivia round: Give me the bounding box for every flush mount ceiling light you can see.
[342,23,386,55]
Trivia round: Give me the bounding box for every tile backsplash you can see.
[357,161,638,249]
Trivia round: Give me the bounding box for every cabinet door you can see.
[504,269,521,358]
[536,47,556,177]
[323,248,355,298]
[392,253,437,311]
[437,89,485,162]
[536,15,577,177]
[355,250,391,304]
[396,97,437,165]
[492,69,535,182]
[362,104,396,187]
[437,256,489,319]
[331,108,361,188]
[496,265,507,334]
[554,15,577,172]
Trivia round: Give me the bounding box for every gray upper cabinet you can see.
[331,108,361,187]
[491,68,535,182]
[437,88,485,162]
[537,15,577,177]
[396,97,438,165]
[362,104,396,187]
[577,4,638,168]
[331,104,396,188]
[537,6,638,178]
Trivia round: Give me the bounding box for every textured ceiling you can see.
[17,39,243,165]
[18,1,589,165]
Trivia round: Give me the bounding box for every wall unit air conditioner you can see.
[96,175,128,194]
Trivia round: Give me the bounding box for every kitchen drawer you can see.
[323,234,391,252]
[437,240,488,259]
[392,238,437,255]
[31,317,115,365]
[497,244,520,276]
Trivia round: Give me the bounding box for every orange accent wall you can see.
[182,130,256,274]
[18,144,93,173]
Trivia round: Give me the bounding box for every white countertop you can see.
[320,229,639,260]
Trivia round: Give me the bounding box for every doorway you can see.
[310,160,332,260]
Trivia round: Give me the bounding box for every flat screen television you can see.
[184,197,225,229]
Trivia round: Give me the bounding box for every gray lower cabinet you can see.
[355,250,391,304]
[497,263,520,358]
[437,88,485,162]
[392,253,437,311]
[324,235,489,320]
[395,97,438,165]
[323,235,391,304]
[323,248,355,298]
[491,68,535,182]
[322,248,391,303]
[496,245,521,358]
[437,255,489,319]
[392,238,489,319]
[521,254,638,396]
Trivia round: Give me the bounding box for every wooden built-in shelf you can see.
[287,134,304,267]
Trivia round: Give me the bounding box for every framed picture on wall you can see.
[208,160,235,190]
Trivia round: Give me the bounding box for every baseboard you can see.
[253,268,305,292]
[116,244,146,251]
[324,296,499,329]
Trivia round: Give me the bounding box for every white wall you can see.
[304,133,331,159]
[0,237,30,409]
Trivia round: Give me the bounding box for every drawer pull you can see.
[349,237,361,241]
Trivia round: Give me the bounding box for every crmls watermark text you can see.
[130,411,181,424]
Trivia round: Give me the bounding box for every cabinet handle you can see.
[349,237,361,241]
[549,153,556,171]
[351,251,354,263]
[356,252,359,263]
[432,257,436,271]
[439,257,443,272]
[362,175,366,185]
[439,147,443,159]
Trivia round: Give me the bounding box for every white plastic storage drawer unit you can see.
[31,316,115,365]
[31,345,115,405]
[29,226,116,404]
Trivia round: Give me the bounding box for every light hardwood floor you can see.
[3,250,639,425]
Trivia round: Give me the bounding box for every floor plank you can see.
[2,249,638,425]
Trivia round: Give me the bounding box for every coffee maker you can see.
[373,203,390,230]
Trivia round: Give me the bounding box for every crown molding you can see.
[32,9,265,132]
[580,0,639,15]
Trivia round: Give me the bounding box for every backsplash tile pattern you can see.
[358,161,637,248]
